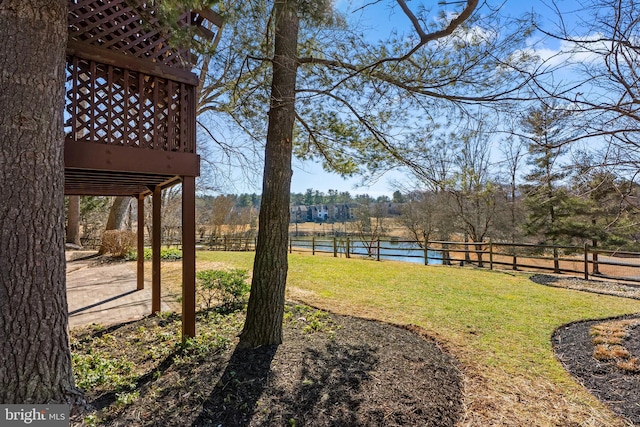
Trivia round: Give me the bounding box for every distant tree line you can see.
[289,189,405,206]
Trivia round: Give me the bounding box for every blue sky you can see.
[287,0,587,197]
[231,0,589,197]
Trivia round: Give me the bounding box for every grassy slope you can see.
[194,251,640,426]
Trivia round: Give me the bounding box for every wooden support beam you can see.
[137,194,145,290]
[182,176,196,340]
[152,185,162,314]
[66,41,199,86]
[64,141,200,176]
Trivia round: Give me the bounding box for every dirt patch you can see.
[71,305,463,426]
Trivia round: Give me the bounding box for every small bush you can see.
[100,230,136,258]
[160,248,182,260]
[125,248,182,261]
[125,248,149,261]
[196,269,250,310]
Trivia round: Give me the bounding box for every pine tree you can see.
[520,103,584,244]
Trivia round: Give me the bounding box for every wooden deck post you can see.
[182,176,196,340]
[137,194,145,290]
[152,185,162,314]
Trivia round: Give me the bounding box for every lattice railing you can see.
[65,56,195,153]
[68,0,192,68]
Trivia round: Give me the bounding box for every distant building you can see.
[289,203,352,223]
[330,204,352,221]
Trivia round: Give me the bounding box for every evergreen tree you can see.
[520,103,586,244]
[571,156,640,249]
[392,190,405,203]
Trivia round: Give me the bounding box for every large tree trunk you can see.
[98,196,131,254]
[239,0,299,348]
[66,196,81,246]
[0,0,79,403]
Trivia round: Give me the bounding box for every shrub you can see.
[125,248,182,261]
[196,269,250,310]
[100,230,136,258]
[160,248,182,260]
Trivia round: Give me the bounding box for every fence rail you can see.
[203,236,257,252]
[196,236,640,284]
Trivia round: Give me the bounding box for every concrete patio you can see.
[66,252,171,329]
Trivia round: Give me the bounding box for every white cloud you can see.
[514,33,610,69]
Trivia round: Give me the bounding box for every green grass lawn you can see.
[195,250,640,425]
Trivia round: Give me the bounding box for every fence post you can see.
[424,241,429,266]
[442,242,450,265]
[512,254,517,271]
[289,237,292,254]
[346,238,350,259]
[224,235,228,251]
[312,236,315,255]
[583,243,589,280]
[333,237,337,257]
[376,239,381,261]
[489,240,493,270]
[553,247,560,273]
[464,234,471,264]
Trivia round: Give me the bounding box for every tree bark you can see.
[239,0,299,348]
[98,196,131,254]
[66,196,81,246]
[0,0,79,403]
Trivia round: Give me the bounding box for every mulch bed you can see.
[553,315,640,426]
[535,274,640,425]
[75,307,463,426]
[530,273,640,300]
[195,315,463,427]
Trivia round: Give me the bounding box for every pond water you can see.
[292,239,443,265]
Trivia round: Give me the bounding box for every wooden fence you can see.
[123,234,640,284]
[283,237,640,284]
[204,236,257,252]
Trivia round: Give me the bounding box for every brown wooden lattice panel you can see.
[65,56,195,153]
[68,0,192,68]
